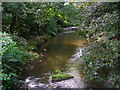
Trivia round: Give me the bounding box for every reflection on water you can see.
[22,31,107,88]
[22,32,87,79]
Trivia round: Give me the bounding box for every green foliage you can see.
[1,32,39,89]
[79,2,119,33]
[2,2,78,37]
[2,2,80,52]
[81,39,120,88]
[77,2,120,88]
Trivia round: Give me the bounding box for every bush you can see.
[1,32,39,89]
[81,39,120,88]
[77,2,120,88]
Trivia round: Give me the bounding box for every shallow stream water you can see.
[21,31,107,89]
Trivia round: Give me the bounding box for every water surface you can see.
[22,31,107,88]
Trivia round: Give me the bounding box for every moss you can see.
[51,73,74,82]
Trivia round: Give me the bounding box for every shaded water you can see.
[21,31,107,88]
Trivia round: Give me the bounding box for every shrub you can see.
[1,32,39,89]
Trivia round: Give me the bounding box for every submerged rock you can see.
[51,73,74,82]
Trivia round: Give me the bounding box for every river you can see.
[21,31,107,89]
